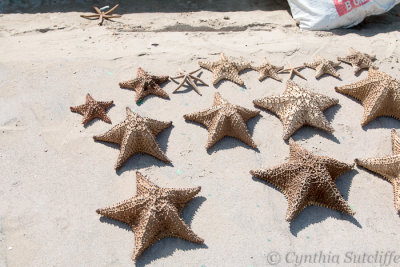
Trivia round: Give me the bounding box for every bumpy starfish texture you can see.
[253,80,338,140]
[97,171,204,261]
[304,55,341,79]
[252,58,283,82]
[250,139,355,222]
[335,68,400,126]
[337,48,376,74]
[93,108,171,169]
[184,92,259,149]
[171,68,208,95]
[70,93,113,125]
[80,4,121,26]
[355,129,400,213]
[198,53,251,85]
[119,67,169,103]
[279,62,307,80]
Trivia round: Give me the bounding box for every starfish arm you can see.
[114,131,140,169]
[183,107,221,128]
[253,96,293,119]
[392,129,400,155]
[293,68,307,80]
[150,84,170,99]
[228,113,257,148]
[334,78,382,103]
[187,77,202,95]
[305,108,335,134]
[223,72,244,85]
[144,118,172,136]
[104,4,119,15]
[98,14,104,25]
[92,6,101,14]
[314,94,339,111]
[172,78,187,93]
[393,180,400,212]
[232,61,251,72]
[314,64,325,79]
[316,156,354,181]
[198,60,217,72]
[93,122,126,144]
[98,100,114,110]
[135,171,159,195]
[119,78,142,89]
[281,107,307,140]
[94,108,112,124]
[234,106,260,122]
[360,84,392,126]
[171,74,185,79]
[164,186,201,205]
[152,75,169,85]
[134,86,148,103]
[190,75,208,86]
[285,179,312,222]
[189,68,201,75]
[288,139,315,163]
[355,156,400,182]
[205,114,229,149]
[80,14,100,18]
[324,64,340,78]
[70,104,87,115]
[269,71,283,82]
[304,61,320,69]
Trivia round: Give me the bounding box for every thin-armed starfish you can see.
[171,69,208,95]
[80,4,121,26]
[279,62,307,80]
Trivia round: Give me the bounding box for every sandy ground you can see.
[1,2,400,266]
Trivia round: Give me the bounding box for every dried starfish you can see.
[355,129,400,214]
[252,58,283,82]
[70,93,113,125]
[279,62,307,80]
[119,67,169,104]
[253,80,338,140]
[97,171,204,261]
[335,68,400,126]
[198,53,251,86]
[250,139,355,222]
[80,4,121,26]
[93,107,172,169]
[171,68,208,95]
[184,92,259,149]
[304,55,341,79]
[337,47,377,74]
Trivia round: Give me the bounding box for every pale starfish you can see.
[335,68,400,126]
[304,55,341,79]
[252,58,283,82]
[198,53,251,86]
[119,67,169,104]
[93,108,172,169]
[279,62,307,80]
[355,129,400,214]
[250,139,355,222]
[253,80,338,140]
[97,171,204,261]
[337,48,377,74]
[80,4,121,26]
[70,93,113,125]
[171,68,208,95]
[184,92,259,149]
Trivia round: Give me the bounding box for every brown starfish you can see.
[97,171,204,261]
[253,80,338,140]
[119,67,169,104]
[93,107,171,169]
[335,68,400,126]
[171,68,208,95]
[252,58,283,82]
[355,129,400,214]
[279,62,307,80]
[70,93,113,125]
[250,139,355,222]
[184,92,259,149]
[304,55,341,79]
[80,4,121,26]
[198,53,251,86]
[337,47,377,74]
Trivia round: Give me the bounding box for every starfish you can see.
[198,53,251,86]
[183,92,259,149]
[70,93,113,125]
[171,68,208,95]
[119,67,169,104]
[93,107,172,169]
[252,58,283,82]
[337,48,377,74]
[97,171,204,261]
[279,62,307,80]
[355,129,400,214]
[304,55,341,79]
[250,139,355,222]
[80,4,121,26]
[335,68,400,126]
[253,80,338,140]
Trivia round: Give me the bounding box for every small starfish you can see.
[171,68,208,95]
[337,47,377,74]
[80,4,121,26]
[198,53,251,86]
[119,67,169,104]
[279,62,307,80]
[304,55,341,79]
[70,93,113,125]
[252,58,283,82]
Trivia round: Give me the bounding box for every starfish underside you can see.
[70,93,113,125]
[337,47,376,74]
[304,55,341,79]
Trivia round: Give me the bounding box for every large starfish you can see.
[97,171,204,261]
[304,55,341,79]
[171,68,208,95]
[279,62,307,80]
[253,80,338,140]
[70,93,113,125]
[198,53,251,86]
[184,92,259,149]
[119,67,169,104]
[337,48,376,74]
[335,68,400,126]
[355,129,400,214]
[250,139,355,222]
[80,4,121,26]
[93,108,171,169]
[252,58,283,82]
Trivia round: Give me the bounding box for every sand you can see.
[1,2,400,266]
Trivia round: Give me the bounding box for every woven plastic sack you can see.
[287,0,400,30]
